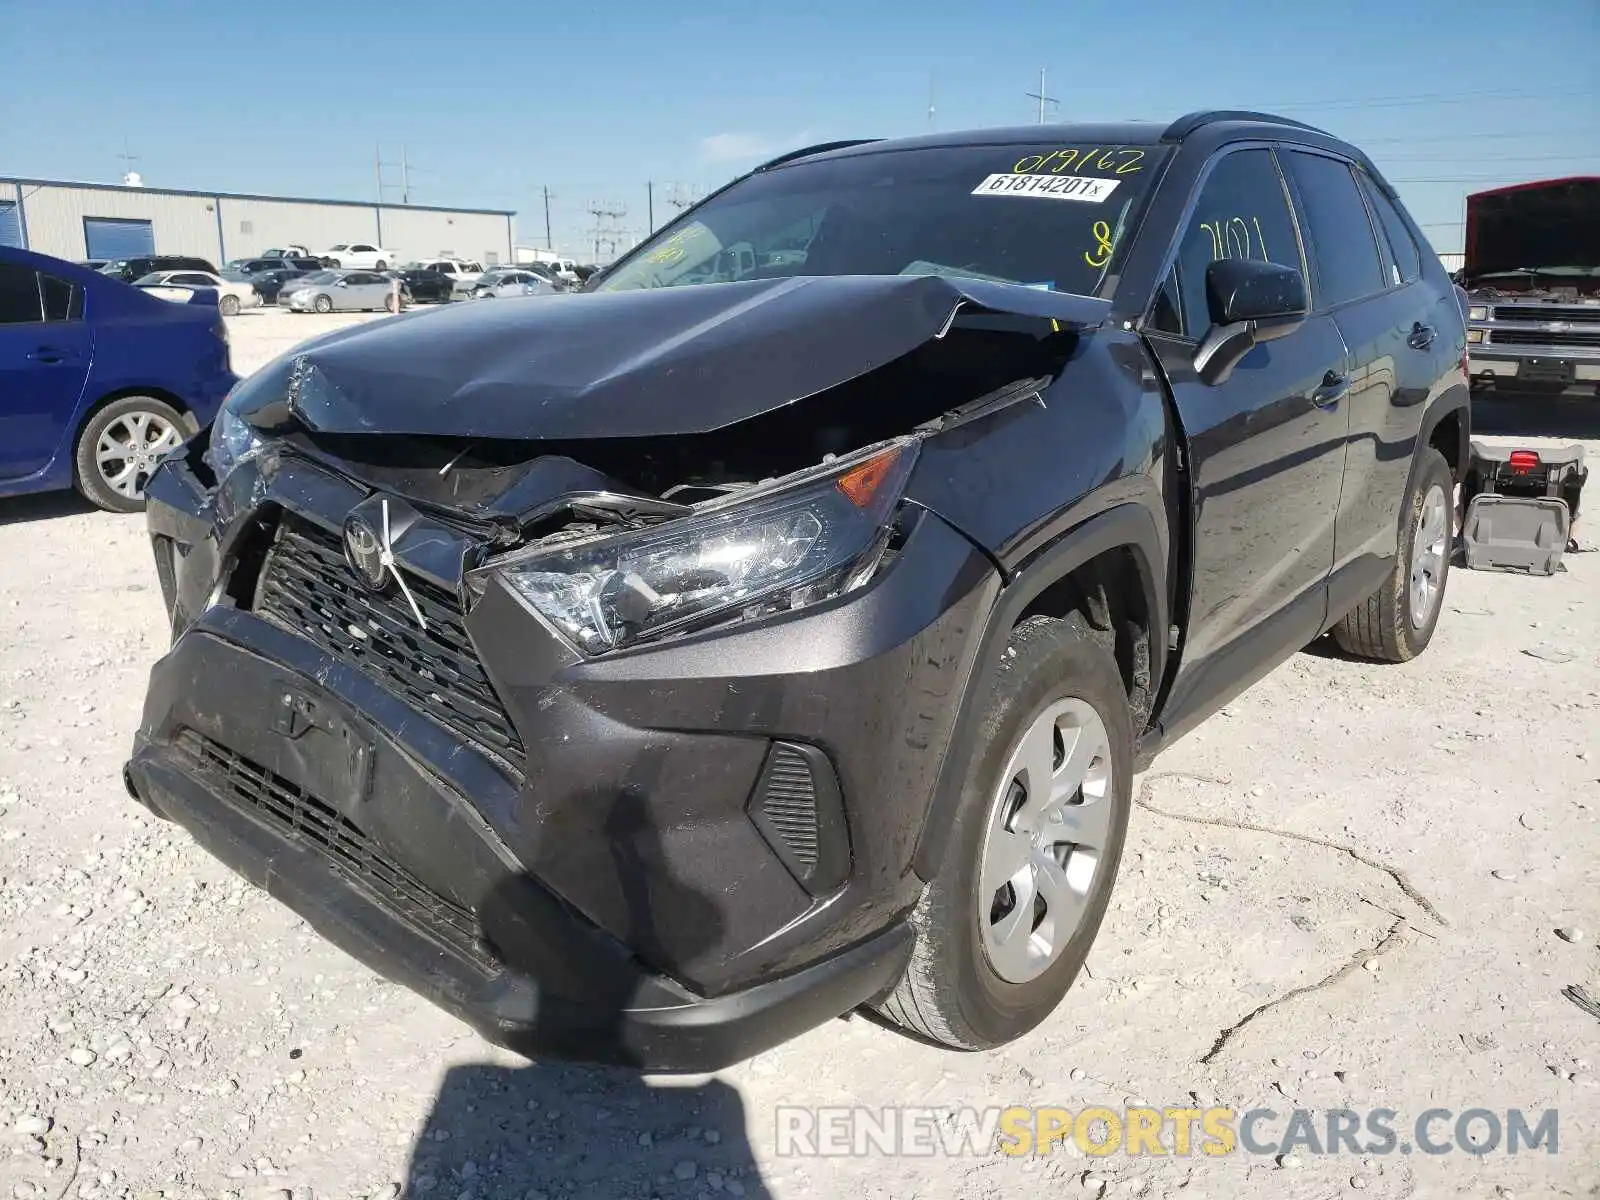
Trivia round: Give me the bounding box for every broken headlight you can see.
[207,404,266,482]
[488,438,919,654]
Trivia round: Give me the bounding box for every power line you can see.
[1254,85,1597,112]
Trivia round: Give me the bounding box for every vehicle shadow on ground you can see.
[1471,395,1600,441]
[0,491,96,526]
[402,789,775,1199]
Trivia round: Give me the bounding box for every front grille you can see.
[1492,305,1600,325]
[1492,327,1600,348]
[255,517,525,768]
[176,730,496,973]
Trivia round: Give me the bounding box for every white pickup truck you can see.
[416,258,486,296]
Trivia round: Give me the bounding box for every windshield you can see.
[295,271,339,284]
[596,142,1166,297]
[327,244,348,252]
[220,270,251,282]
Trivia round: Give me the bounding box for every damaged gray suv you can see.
[128,111,1469,1070]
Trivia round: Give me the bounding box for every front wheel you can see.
[1332,447,1453,662]
[219,293,241,316]
[374,260,387,270]
[873,614,1134,1050]
[74,395,188,513]
[312,294,333,314]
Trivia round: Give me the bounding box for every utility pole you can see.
[116,140,141,185]
[586,200,627,262]
[647,182,654,234]
[542,187,553,249]
[400,145,410,205]
[1025,67,1058,124]
[375,144,384,203]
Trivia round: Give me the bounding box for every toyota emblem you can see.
[342,514,390,592]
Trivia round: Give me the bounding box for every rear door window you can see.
[0,264,44,324]
[1359,175,1423,285]
[1283,151,1386,308]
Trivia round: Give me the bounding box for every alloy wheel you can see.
[96,411,182,500]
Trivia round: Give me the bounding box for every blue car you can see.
[0,247,237,512]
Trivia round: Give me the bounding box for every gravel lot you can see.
[2,308,1597,1200]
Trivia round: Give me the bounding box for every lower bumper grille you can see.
[254,517,525,769]
[176,730,495,972]
[1492,328,1600,348]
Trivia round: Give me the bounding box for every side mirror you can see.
[1193,259,1309,386]
[335,279,349,287]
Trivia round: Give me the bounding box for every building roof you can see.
[1,175,514,217]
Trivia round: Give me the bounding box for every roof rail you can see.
[1161,110,1330,142]
[754,139,884,172]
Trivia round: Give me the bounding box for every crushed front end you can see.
[122,278,1084,1067]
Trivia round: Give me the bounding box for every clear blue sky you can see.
[2,0,1595,259]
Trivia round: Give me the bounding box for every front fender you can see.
[909,500,1168,881]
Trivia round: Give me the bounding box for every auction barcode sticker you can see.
[971,173,1120,202]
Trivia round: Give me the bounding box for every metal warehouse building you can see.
[0,177,515,267]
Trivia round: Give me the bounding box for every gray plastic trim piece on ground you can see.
[1462,494,1572,576]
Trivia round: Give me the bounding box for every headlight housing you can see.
[206,404,266,482]
[1467,305,1489,322]
[484,438,920,654]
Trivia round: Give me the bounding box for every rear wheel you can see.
[374,259,387,270]
[1332,447,1453,662]
[873,614,1133,1050]
[313,294,333,314]
[219,293,241,316]
[74,395,187,514]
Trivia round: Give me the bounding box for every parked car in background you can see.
[315,243,393,270]
[521,262,570,290]
[259,245,312,260]
[394,267,454,303]
[78,259,109,272]
[0,246,235,512]
[100,255,220,283]
[571,263,600,283]
[1460,176,1599,400]
[279,269,403,313]
[230,257,325,275]
[245,268,313,305]
[469,268,561,299]
[134,270,262,316]
[413,258,484,296]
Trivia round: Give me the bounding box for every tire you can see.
[1332,447,1453,662]
[374,260,387,270]
[384,293,398,313]
[328,259,342,269]
[219,293,241,316]
[74,395,188,514]
[873,614,1134,1050]
[312,294,333,314]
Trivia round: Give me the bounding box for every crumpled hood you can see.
[232,274,1109,441]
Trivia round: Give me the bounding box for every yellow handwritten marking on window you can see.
[1084,220,1115,268]
[1197,214,1270,262]
[1013,147,1145,175]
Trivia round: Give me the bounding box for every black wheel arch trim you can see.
[910,500,1168,882]
[1418,383,1471,481]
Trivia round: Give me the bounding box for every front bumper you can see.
[130,442,998,1067]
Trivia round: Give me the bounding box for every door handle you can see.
[1407,322,1435,350]
[26,347,69,365]
[1313,370,1349,408]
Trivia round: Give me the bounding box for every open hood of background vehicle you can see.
[1464,177,1600,281]
[234,274,1109,441]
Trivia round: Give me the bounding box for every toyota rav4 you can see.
[127,111,1469,1071]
